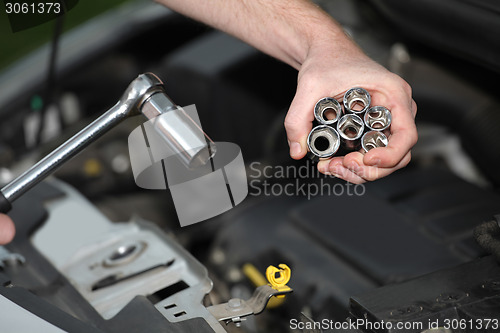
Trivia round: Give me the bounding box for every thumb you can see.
[284,85,316,160]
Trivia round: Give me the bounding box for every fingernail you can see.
[290,142,302,157]
[368,158,380,166]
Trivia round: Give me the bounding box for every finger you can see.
[362,86,416,167]
[284,81,316,160]
[317,156,344,175]
[364,123,417,168]
[346,151,412,181]
[0,214,15,245]
[364,99,417,167]
[326,157,366,184]
[317,158,334,174]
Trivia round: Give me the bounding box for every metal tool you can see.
[361,130,389,152]
[208,263,292,326]
[337,114,365,150]
[343,87,371,114]
[314,97,342,125]
[207,284,293,326]
[364,106,392,131]
[307,125,341,159]
[0,73,215,213]
[307,88,394,159]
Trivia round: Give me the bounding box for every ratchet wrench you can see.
[0,73,214,214]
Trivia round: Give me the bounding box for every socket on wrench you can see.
[361,130,389,152]
[343,87,371,114]
[0,73,215,213]
[364,106,392,131]
[337,114,365,150]
[307,125,341,160]
[314,97,342,125]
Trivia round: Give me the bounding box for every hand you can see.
[0,214,15,245]
[284,40,417,183]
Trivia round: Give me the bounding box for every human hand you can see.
[0,214,15,245]
[284,40,417,184]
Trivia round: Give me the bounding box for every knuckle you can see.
[401,80,412,97]
[284,114,299,130]
[387,73,412,97]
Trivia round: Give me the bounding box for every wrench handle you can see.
[0,192,12,214]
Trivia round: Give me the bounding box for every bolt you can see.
[390,305,423,318]
[228,298,242,309]
[436,291,467,303]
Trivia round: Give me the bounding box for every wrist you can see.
[299,13,365,68]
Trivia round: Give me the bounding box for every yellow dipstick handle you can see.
[266,264,291,298]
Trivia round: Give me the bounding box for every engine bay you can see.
[0,0,500,332]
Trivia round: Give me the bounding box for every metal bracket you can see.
[207,285,293,326]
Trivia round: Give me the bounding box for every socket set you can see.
[307,87,392,161]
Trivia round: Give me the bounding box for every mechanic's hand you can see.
[285,42,417,184]
[0,214,15,244]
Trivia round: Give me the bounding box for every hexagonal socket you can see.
[361,131,388,152]
[314,97,342,125]
[337,114,364,151]
[343,87,371,114]
[307,125,341,159]
[364,106,392,131]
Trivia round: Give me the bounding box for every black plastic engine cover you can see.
[349,255,500,333]
[369,0,500,72]
[210,165,500,322]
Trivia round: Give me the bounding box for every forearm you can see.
[155,0,356,70]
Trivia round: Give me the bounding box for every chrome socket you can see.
[337,114,364,150]
[314,97,342,125]
[307,88,393,161]
[307,125,341,159]
[361,131,388,152]
[343,87,371,114]
[364,106,392,131]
